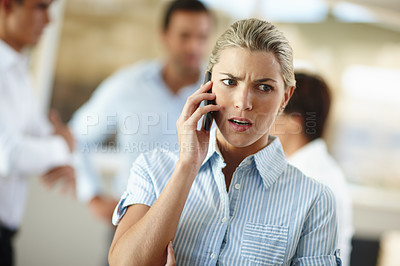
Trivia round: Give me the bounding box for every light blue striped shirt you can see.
[113,129,339,265]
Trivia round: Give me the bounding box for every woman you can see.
[108,18,340,266]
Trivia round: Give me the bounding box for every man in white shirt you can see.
[0,0,74,265]
[272,72,354,266]
[69,0,213,224]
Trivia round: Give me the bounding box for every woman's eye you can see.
[258,84,273,92]
[222,79,237,86]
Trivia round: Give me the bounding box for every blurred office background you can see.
[15,0,400,265]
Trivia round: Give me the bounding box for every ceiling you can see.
[350,0,400,13]
[329,0,400,29]
[201,0,400,31]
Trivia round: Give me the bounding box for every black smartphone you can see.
[203,71,214,131]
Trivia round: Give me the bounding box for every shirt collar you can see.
[202,127,220,166]
[202,129,287,189]
[253,135,287,189]
[0,39,29,70]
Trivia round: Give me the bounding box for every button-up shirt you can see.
[113,129,339,265]
[0,40,71,229]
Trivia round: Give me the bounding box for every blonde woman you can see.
[109,18,340,266]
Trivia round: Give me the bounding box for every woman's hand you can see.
[165,241,176,266]
[176,81,220,168]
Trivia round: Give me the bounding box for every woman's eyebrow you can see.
[220,72,277,83]
[254,78,278,83]
[220,72,241,80]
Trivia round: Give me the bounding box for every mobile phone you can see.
[203,71,214,131]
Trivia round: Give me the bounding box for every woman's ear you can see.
[284,86,295,105]
[280,86,295,111]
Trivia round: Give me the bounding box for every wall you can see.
[15,178,110,266]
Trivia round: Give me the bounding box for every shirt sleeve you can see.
[0,81,71,177]
[72,150,103,202]
[332,176,353,266]
[0,135,10,178]
[112,153,157,226]
[0,122,71,178]
[292,186,340,265]
[69,76,122,202]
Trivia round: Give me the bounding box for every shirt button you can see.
[235,184,241,190]
[210,253,216,259]
[221,217,227,223]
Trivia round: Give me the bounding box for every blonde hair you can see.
[206,18,295,89]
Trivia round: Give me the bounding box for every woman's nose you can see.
[234,86,253,111]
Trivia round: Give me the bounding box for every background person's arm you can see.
[68,76,121,203]
[0,109,71,177]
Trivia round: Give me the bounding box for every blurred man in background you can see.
[272,72,353,266]
[0,0,75,265]
[69,0,213,225]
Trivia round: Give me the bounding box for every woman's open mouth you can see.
[228,118,253,132]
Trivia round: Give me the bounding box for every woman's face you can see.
[212,47,293,152]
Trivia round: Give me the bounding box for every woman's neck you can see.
[216,130,271,163]
[216,130,271,190]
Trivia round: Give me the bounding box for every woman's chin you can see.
[217,130,253,148]
[216,126,270,152]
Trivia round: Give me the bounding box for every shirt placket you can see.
[229,160,249,217]
[207,157,230,265]
[218,162,245,256]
